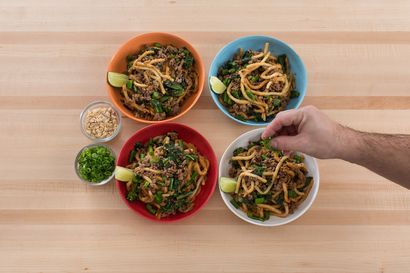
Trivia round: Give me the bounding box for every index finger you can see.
[261,109,302,139]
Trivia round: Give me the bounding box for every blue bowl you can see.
[208,35,307,126]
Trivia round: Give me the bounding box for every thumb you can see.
[271,135,305,152]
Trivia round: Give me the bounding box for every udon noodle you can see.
[217,43,299,122]
[121,43,198,121]
[122,132,209,219]
[227,138,313,221]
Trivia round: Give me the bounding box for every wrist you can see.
[334,125,364,162]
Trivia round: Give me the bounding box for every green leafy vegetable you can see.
[230,199,240,209]
[255,197,265,204]
[247,212,265,221]
[182,48,194,68]
[290,90,300,98]
[151,99,163,113]
[304,177,313,188]
[233,147,246,156]
[288,190,297,198]
[164,81,185,96]
[253,165,265,176]
[277,54,287,73]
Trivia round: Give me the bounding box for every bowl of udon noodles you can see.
[208,36,307,126]
[107,32,205,123]
[116,123,218,222]
[219,128,319,226]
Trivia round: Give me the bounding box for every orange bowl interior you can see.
[106,32,205,123]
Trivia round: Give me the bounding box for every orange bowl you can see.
[106,32,205,123]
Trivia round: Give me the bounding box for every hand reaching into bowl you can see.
[262,105,410,189]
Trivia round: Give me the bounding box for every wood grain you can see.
[0,1,410,272]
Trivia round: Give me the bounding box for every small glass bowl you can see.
[80,101,122,143]
[74,143,116,186]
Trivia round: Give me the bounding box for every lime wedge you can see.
[114,166,135,182]
[107,72,129,88]
[210,76,227,94]
[219,177,237,193]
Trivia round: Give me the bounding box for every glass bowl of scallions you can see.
[75,144,116,186]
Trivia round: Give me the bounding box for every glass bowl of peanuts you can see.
[80,101,122,142]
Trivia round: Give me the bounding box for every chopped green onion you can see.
[293,154,302,163]
[185,154,197,161]
[255,197,265,204]
[126,80,133,89]
[160,95,170,102]
[222,78,231,87]
[150,155,159,163]
[77,146,115,183]
[143,181,150,188]
[148,145,154,155]
[222,91,233,106]
[169,177,175,190]
[146,204,157,215]
[273,98,281,107]
[188,171,198,184]
[177,191,193,200]
[128,150,136,163]
[154,191,163,203]
[152,91,161,100]
[247,212,265,221]
[153,42,162,48]
[246,90,256,100]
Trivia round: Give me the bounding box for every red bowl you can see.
[116,123,218,222]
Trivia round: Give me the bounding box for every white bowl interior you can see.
[218,128,320,226]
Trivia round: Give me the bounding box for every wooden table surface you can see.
[1,1,410,272]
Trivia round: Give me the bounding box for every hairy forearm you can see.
[335,126,410,189]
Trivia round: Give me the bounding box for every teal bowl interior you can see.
[208,35,307,126]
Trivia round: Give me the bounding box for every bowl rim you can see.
[79,100,122,143]
[106,32,205,124]
[218,128,320,227]
[208,35,307,126]
[115,122,218,222]
[74,143,116,186]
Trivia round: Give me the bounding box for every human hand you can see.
[261,105,344,159]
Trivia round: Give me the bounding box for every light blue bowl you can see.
[208,35,307,126]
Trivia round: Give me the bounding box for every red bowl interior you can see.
[116,123,218,222]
